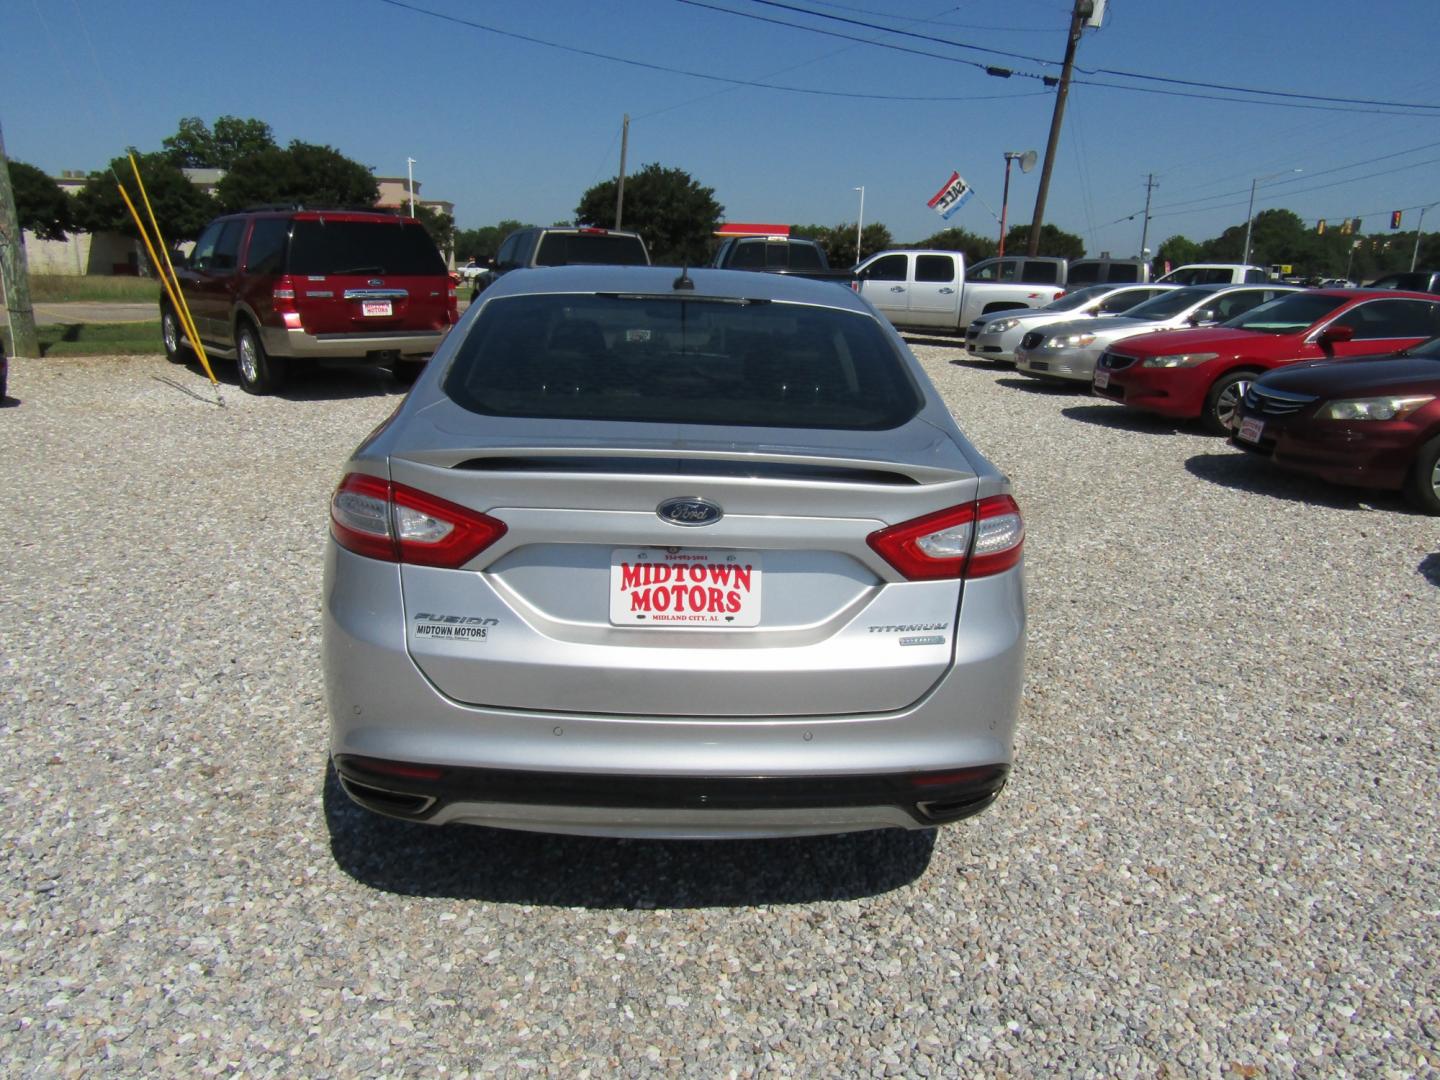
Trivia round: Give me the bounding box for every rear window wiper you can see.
[330,265,385,275]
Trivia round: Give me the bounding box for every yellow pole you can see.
[120,156,219,390]
[128,155,208,372]
[115,181,219,391]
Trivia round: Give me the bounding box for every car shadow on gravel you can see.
[322,765,937,907]
[163,358,409,402]
[903,334,966,350]
[1419,554,1440,587]
[1184,451,1414,513]
[1060,403,1187,434]
[998,377,1086,395]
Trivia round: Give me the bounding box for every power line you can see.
[372,0,1046,102]
[730,0,1440,112]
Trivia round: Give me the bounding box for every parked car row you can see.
[957,283,1440,512]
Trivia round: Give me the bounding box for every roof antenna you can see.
[673,265,695,290]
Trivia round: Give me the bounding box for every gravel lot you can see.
[2,345,1437,1077]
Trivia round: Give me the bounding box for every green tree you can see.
[917,227,997,263]
[408,204,454,258]
[215,141,379,212]
[455,219,528,262]
[8,159,72,240]
[813,222,892,267]
[1005,223,1084,260]
[575,163,722,265]
[1155,235,1202,270]
[72,152,214,245]
[163,116,277,170]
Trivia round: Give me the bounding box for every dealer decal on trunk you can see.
[412,612,499,642]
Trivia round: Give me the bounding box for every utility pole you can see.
[0,118,40,359]
[1026,0,1091,257]
[615,114,629,229]
[1139,173,1157,264]
[1412,205,1431,272]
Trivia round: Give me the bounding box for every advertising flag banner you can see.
[927,171,973,220]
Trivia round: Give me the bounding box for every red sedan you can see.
[1091,289,1440,434]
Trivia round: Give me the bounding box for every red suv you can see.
[1091,289,1440,433]
[163,209,458,394]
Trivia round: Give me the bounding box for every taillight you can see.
[867,495,1023,580]
[329,472,507,568]
[273,275,302,329]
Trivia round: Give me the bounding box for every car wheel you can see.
[392,361,425,387]
[235,321,286,396]
[161,306,190,364]
[1403,434,1440,515]
[1203,370,1257,436]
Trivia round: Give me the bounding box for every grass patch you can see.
[3,321,162,357]
[26,274,163,303]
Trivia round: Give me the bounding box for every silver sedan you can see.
[323,266,1026,839]
[1011,283,1300,383]
[965,283,1177,364]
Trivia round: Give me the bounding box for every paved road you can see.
[2,302,158,326]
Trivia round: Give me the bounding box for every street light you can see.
[406,157,417,217]
[854,186,865,265]
[997,150,1036,259]
[1242,168,1302,266]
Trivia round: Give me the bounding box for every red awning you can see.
[715,222,791,238]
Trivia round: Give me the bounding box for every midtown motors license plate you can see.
[1093,368,1110,389]
[1238,417,1264,443]
[361,300,393,317]
[610,548,762,627]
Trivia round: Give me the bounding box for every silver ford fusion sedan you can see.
[323,265,1025,839]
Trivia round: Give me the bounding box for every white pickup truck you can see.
[853,250,1067,333]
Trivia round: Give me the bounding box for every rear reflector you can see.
[867,495,1023,580]
[330,472,507,568]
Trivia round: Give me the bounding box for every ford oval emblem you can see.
[657,497,723,527]
[368,278,384,287]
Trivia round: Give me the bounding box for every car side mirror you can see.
[1318,324,1355,345]
[1189,308,1217,325]
[171,249,189,269]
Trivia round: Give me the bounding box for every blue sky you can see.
[4,0,1438,257]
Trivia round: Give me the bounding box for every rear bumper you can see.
[334,755,1009,837]
[262,325,447,361]
[322,544,1024,838]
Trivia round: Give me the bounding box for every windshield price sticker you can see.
[610,548,761,627]
[1238,417,1264,444]
[362,300,393,317]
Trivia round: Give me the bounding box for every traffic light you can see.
[1391,210,1403,229]
[1340,219,1352,236]
[1317,219,1326,235]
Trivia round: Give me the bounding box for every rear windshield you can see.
[535,233,649,266]
[1224,293,1348,334]
[726,241,824,270]
[444,293,923,430]
[286,220,445,276]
